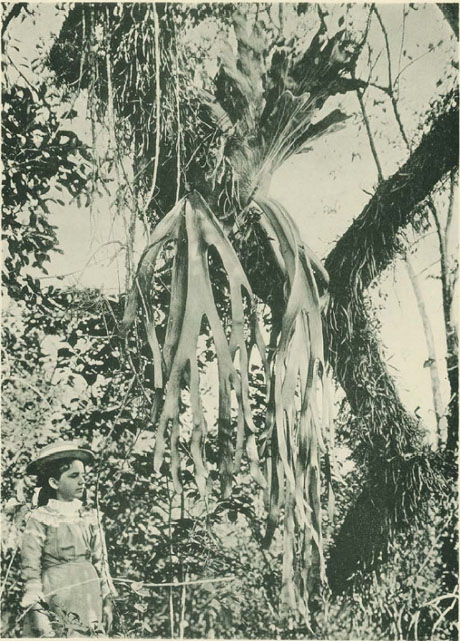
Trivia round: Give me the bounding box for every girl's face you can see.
[50,460,86,502]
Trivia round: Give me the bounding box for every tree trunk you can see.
[427,187,458,462]
[324,105,458,590]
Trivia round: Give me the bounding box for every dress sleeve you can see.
[90,513,117,600]
[20,514,46,607]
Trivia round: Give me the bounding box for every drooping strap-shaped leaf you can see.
[256,197,328,619]
[124,191,332,624]
[123,192,267,496]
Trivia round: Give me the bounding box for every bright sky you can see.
[3,2,457,442]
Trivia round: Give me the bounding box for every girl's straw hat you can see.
[26,440,95,475]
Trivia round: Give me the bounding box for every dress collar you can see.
[47,498,83,515]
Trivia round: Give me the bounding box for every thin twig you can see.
[178,489,186,639]
[394,48,434,87]
[397,5,407,75]
[445,169,457,236]
[373,6,410,151]
[167,476,175,638]
[115,575,236,589]
[141,3,161,237]
[353,69,383,182]
[104,6,133,293]
[372,7,392,93]
[174,28,182,205]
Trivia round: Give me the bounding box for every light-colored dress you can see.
[21,498,115,637]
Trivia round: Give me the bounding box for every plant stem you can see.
[373,7,410,152]
[105,7,132,292]
[167,477,175,639]
[353,69,383,183]
[178,491,186,639]
[142,3,161,237]
[405,254,445,446]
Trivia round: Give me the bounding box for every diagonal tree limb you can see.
[326,104,458,301]
[324,104,458,592]
[437,3,459,39]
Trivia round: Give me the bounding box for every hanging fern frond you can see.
[123,189,332,623]
[123,191,268,497]
[255,197,328,619]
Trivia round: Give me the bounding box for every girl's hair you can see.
[36,457,77,507]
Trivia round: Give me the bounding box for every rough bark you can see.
[326,106,458,302]
[324,104,458,591]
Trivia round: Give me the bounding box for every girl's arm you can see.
[21,514,47,608]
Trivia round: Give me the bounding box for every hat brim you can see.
[27,449,95,475]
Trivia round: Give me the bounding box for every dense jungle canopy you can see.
[1,2,458,639]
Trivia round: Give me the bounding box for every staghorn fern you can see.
[118,6,362,625]
[201,10,359,219]
[123,191,333,622]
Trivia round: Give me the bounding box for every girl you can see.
[21,441,115,637]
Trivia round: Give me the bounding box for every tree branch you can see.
[405,253,445,445]
[326,105,457,299]
[437,3,459,39]
[373,6,411,150]
[354,71,384,183]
